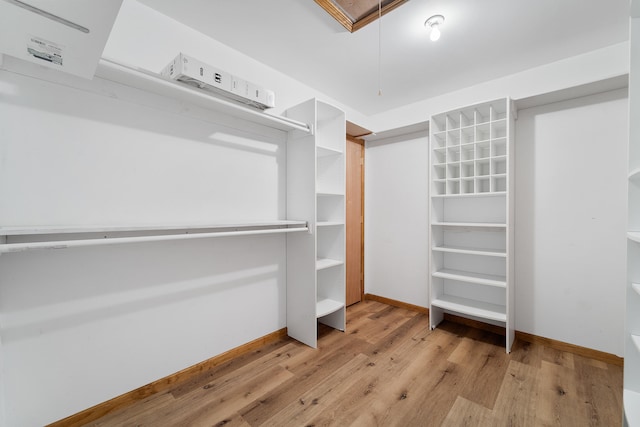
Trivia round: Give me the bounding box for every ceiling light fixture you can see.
[425,14,444,41]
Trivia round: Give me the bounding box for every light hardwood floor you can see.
[86,301,623,426]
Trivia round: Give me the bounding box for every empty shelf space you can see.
[432,268,506,287]
[633,334,640,354]
[633,283,640,296]
[431,295,506,322]
[624,389,640,427]
[628,232,640,243]
[432,222,507,229]
[317,145,343,157]
[316,258,344,270]
[432,245,506,257]
[316,298,344,318]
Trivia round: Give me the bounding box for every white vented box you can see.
[162,53,275,110]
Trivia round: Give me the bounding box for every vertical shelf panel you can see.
[285,99,346,348]
[625,15,640,421]
[429,98,514,352]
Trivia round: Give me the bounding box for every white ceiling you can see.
[138,0,630,116]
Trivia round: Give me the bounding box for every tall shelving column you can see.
[428,98,515,352]
[625,8,640,426]
[285,99,346,348]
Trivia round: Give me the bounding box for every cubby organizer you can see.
[431,100,509,196]
[428,98,515,352]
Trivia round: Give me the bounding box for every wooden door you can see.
[346,136,364,306]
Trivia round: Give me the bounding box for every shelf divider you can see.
[432,268,506,288]
[431,295,506,322]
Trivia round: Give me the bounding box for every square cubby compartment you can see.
[476,159,490,176]
[447,179,460,195]
[447,130,461,146]
[491,138,507,156]
[492,176,507,192]
[461,127,475,144]
[432,164,446,180]
[433,148,446,164]
[447,163,461,179]
[476,141,490,159]
[492,158,507,175]
[433,180,446,195]
[491,119,507,139]
[475,123,490,142]
[461,161,475,178]
[461,178,475,194]
[476,177,491,193]
[447,146,461,162]
[432,132,446,149]
[461,144,474,161]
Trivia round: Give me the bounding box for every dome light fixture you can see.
[425,14,445,41]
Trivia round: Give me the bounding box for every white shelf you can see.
[317,145,343,157]
[432,245,506,257]
[431,192,507,199]
[317,221,345,227]
[316,192,345,197]
[633,334,640,355]
[0,221,308,253]
[316,298,345,318]
[431,295,506,322]
[431,222,507,229]
[624,389,640,427]
[628,232,640,243]
[633,283,640,296]
[432,268,506,288]
[95,58,310,134]
[316,258,344,270]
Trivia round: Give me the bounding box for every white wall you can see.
[365,42,629,133]
[0,56,289,425]
[515,89,628,356]
[364,132,429,307]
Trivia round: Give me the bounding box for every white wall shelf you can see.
[625,389,640,427]
[316,298,344,318]
[432,222,507,229]
[629,232,640,243]
[429,98,515,353]
[96,58,311,134]
[0,221,308,253]
[432,268,506,288]
[431,295,507,323]
[432,245,507,257]
[316,258,344,270]
[633,283,640,296]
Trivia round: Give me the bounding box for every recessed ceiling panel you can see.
[314,0,407,32]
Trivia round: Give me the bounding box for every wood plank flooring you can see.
[86,301,623,426]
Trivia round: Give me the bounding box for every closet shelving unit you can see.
[428,98,515,352]
[625,14,640,425]
[285,99,346,348]
[0,58,314,256]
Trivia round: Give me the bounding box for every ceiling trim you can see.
[314,0,408,32]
